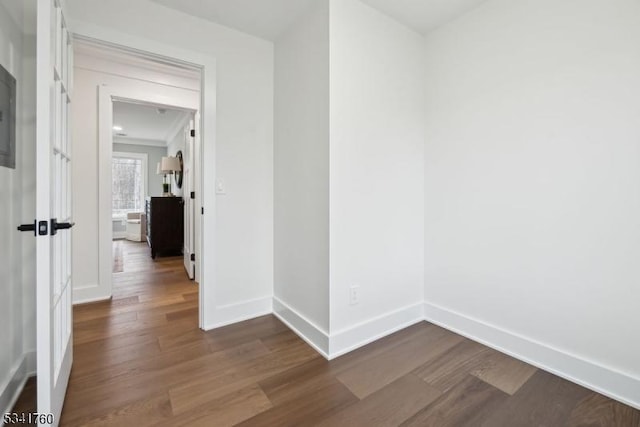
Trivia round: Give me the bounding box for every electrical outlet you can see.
[349,286,360,306]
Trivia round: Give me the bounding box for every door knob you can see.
[17,221,36,235]
[17,220,49,236]
[51,218,75,235]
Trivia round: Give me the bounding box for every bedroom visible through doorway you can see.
[110,100,196,281]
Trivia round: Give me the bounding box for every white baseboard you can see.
[203,296,273,331]
[73,284,111,305]
[424,302,640,410]
[0,351,36,422]
[329,303,424,359]
[272,297,330,358]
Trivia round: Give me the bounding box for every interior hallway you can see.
[52,243,639,426]
[61,241,198,424]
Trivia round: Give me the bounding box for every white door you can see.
[36,0,74,424]
[183,117,195,279]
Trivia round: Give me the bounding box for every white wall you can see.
[272,0,425,357]
[66,0,274,325]
[113,142,167,197]
[423,0,640,408]
[72,53,199,303]
[328,0,425,355]
[0,0,36,415]
[274,0,331,338]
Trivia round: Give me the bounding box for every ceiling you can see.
[359,0,487,34]
[150,0,317,41]
[113,101,191,147]
[149,0,487,40]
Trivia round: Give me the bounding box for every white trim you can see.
[72,284,111,305]
[98,85,114,305]
[96,69,200,321]
[74,40,201,87]
[424,302,640,410]
[113,136,166,147]
[329,303,424,359]
[203,296,273,331]
[193,110,202,286]
[272,298,330,358]
[0,351,36,423]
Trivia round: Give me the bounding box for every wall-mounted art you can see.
[175,150,183,189]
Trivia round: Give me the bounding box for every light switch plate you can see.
[215,178,226,195]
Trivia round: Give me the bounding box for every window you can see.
[112,152,147,218]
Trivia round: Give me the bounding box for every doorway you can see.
[110,100,196,283]
[70,37,205,328]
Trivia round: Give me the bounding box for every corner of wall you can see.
[272,297,330,358]
[328,303,424,359]
[203,296,273,331]
[0,351,36,419]
[73,285,111,305]
[270,297,425,361]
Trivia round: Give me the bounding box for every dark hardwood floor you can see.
[9,376,37,424]
[13,240,640,425]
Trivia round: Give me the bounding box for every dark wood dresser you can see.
[145,196,184,259]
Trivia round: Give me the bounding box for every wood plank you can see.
[73,311,138,331]
[168,339,319,415]
[64,393,173,427]
[470,349,538,395]
[336,325,464,398]
[237,380,358,427]
[73,316,196,346]
[481,369,592,427]
[157,314,288,352]
[401,375,509,427]
[74,335,164,367]
[568,392,640,427]
[316,374,441,427]
[72,339,162,377]
[413,339,493,392]
[258,356,336,407]
[182,292,199,301]
[64,340,272,423]
[69,340,214,392]
[164,385,272,427]
[165,306,199,322]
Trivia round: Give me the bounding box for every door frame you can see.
[180,115,197,280]
[73,31,215,330]
[100,92,201,321]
